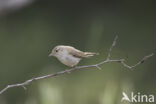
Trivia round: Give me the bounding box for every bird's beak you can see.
[49,53,54,57]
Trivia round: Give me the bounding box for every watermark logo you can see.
[121,92,154,103]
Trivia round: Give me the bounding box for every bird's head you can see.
[49,45,64,57]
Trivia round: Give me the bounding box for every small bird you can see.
[49,45,98,67]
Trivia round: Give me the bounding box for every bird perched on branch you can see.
[49,45,99,67]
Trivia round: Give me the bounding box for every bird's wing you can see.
[67,47,85,58]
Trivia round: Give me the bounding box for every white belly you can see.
[58,54,81,67]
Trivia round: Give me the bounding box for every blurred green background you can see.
[0,1,156,104]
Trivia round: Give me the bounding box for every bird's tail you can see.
[84,52,99,57]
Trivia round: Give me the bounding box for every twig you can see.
[0,36,154,95]
[106,35,118,60]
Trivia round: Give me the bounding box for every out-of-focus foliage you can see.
[0,1,156,104]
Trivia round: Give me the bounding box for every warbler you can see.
[49,45,98,67]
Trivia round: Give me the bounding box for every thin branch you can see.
[106,35,118,60]
[0,36,154,94]
[120,53,154,69]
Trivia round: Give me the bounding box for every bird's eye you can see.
[55,49,58,52]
